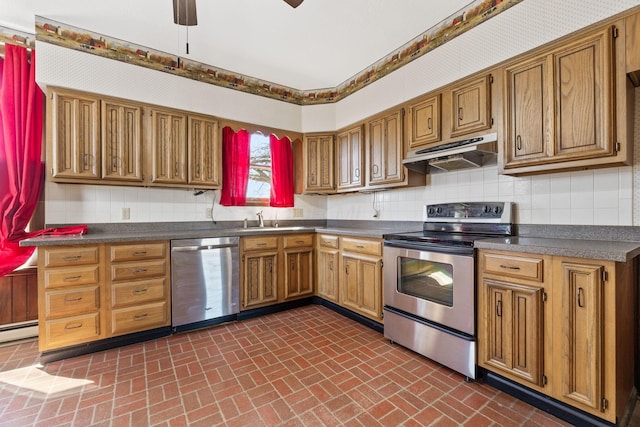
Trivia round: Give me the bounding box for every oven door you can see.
[383,241,475,335]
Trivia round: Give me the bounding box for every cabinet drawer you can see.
[318,234,339,249]
[243,236,279,251]
[342,237,382,256]
[283,234,313,248]
[44,265,100,289]
[483,253,544,281]
[110,259,166,281]
[44,286,100,318]
[109,242,166,262]
[110,301,168,335]
[111,278,166,308]
[43,246,99,268]
[44,313,101,349]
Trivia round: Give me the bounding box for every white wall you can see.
[36,0,640,225]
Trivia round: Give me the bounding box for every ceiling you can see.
[1,0,473,90]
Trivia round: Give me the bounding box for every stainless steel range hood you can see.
[403,132,498,173]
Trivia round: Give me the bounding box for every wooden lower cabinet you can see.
[37,241,171,352]
[315,234,383,323]
[240,234,314,310]
[478,250,636,423]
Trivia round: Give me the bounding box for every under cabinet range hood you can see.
[403,133,498,173]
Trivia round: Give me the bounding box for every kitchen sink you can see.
[236,226,309,233]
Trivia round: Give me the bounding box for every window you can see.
[246,133,271,204]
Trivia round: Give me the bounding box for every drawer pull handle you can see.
[516,135,522,151]
[134,313,148,320]
[133,288,148,295]
[356,245,364,249]
[133,251,148,256]
[427,117,432,130]
[577,287,584,308]
[458,107,463,121]
[133,268,147,274]
[499,264,520,271]
[295,240,305,244]
[64,296,83,303]
[256,243,267,247]
[63,275,82,281]
[323,241,331,245]
[496,300,502,317]
[64,322,83,330]
[63,255,82,261]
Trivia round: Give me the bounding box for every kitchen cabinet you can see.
[149,108,188,185]
[478,249,636,423]
[339,237,382,322]
[407,93,441,151]
[368,108,404,185]
[303,133,335,193]
[241,236,279,309]
[316,234,340,303]
[49,88,101,180]
[336,125,364,192]
[101,99,143,182]
[450,74,492,138]
[282,235,314,300]
[626,11,640,84]
[38,245,106,351]
[501,24,631,175]
[188,114,221,188]
[107,242,170,336]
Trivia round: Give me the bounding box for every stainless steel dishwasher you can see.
[171,237,239,332]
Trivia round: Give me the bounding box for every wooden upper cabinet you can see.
[50,89,101,179]
[101,100,143,182]
[188,115,220,188]
[336,125,364,192]
[450,74,492,138]
[303,133,335,193]
[368,108,404,185]
[150,108,187,185]
[554,27,614,160]
[626,12,640,84]
[407,94,441,150]
[503,56,554,168]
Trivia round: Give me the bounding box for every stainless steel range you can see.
[383,202,513,380]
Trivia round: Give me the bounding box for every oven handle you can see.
[383,239,474,256]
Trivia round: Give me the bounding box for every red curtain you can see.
[0,45,45,277]
[220,126,250,206]
[269,134,294,207]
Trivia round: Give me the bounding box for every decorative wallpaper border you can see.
[0,26,35,49]
[32,0,522,105]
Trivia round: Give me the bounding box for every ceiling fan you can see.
[173,0,304,23]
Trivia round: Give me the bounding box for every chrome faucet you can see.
[256,210,265,228]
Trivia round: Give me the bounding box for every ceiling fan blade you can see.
[173,0,198,26]
[284,0,303,8]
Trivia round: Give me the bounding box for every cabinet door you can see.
[340,254,382,321]
[553,27,614,160]
[101,100,143,182]
[341,256,360,311]
[407,94,441,150]
[336,126,364,191]
[50,90,100,179]
[188,115,220,188]
[503,56,554,168]
[556,262,603,412]
[242,253,278,309]
[450,75,492,137]
[150,109,187,184]
[482,280,544,387]
[317,248,339,302]
[304,134,334,192]
[284,249,314,300]
[369,109,404,185]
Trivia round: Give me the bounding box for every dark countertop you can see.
[475,236,640,262]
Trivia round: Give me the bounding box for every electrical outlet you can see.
[206,208,213,218]
[293,208,303,218]
[121,207,130,220]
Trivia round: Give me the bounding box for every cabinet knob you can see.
[495,300,502,317]
[458,107,463,122]
[516,135,522,151]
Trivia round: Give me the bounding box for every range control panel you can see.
[425,202,512,223]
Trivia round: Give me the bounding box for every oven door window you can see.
[398,257,453,307]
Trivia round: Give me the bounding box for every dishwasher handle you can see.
[172,243,238,252]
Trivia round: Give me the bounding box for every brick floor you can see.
[0,305,575,426]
